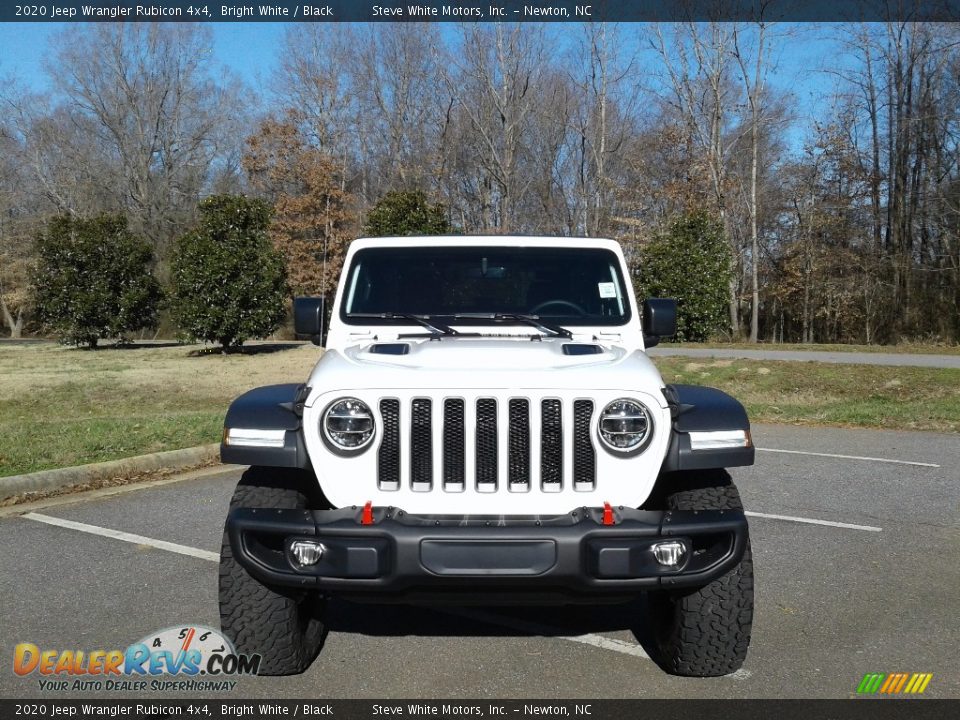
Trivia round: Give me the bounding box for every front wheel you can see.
[219,466,327,676]
[645,469,754,677]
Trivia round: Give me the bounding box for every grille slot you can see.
[508,399,531,489]
[573,400,596,490]
[410,398,432,491]
[374,396,604,494]
[443,399,466,491]
[475,398,498,490]
[540,399,563,489]
[377,399,400,490]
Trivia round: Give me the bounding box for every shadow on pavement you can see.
[324,597,660,659]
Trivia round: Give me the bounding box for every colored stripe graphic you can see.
[857,673,885,694]
[857,672,932,695]
[912,674,933,694]
[892,674,909,693]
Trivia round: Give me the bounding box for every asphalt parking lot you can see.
[1,422,957,700]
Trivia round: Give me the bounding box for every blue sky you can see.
[0,22,286,94]
[0,21,848,150]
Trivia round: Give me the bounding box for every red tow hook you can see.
[602,501,615,526]
[361,501,374,525]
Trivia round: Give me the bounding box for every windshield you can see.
[341,246,631,327]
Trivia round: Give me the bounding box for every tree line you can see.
[1,21,958,345]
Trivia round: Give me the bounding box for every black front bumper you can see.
[227,505,748,601]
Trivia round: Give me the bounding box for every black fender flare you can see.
[662,384,755,471]
[220,384,311,469]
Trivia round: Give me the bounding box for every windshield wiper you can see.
[346,312,459,337]
[452,313,573,339]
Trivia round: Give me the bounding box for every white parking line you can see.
[442,607,652,660]
[745,510,882,532]
[22,512,220,562]
[757,447,939,468]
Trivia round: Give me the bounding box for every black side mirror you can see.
[294,297,326,345]
[642,298,677,347]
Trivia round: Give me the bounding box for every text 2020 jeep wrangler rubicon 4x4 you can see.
[219,236,754,677]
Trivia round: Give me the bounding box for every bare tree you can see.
[1,80,34,336]
[352,23,445,198]
[0,125,32,337]
[1,86,115,218]
[47,23,243,257]
[275,23,360,200]
[567,23,638,237]
[732,19,774,343]
[519,67,576,235]
[831,22,960,341]
[651,22,744,336]
[442,24,550,232]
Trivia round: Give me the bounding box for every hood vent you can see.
[369,343,410,355]
[562,344,603,356]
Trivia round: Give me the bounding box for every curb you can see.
[0,444,221,501]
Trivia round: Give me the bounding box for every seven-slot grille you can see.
[377,397,596,492]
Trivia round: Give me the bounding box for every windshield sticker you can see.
[598,282,617,299]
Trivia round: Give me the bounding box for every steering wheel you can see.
[530,299,587,316]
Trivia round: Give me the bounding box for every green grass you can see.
[659,341,960,355]
[0,411,223,477]
[654,357,960,433]
[0,373,229,475]
[0,343,318,478]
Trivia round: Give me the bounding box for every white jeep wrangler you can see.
[219,236,754,677]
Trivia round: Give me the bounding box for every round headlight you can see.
[322,398,375,452]
[598,399,653,454]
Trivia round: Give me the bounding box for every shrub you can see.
[364,190,452,236]
[33,214,161,348]
[634,212,732,342]
[170,196,288,351]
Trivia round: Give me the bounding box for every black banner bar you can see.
[2,1,959,23]
[1,700,959,720]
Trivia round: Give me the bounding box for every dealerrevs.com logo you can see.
[14,625,260,692]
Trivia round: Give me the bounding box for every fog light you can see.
[653,540,687,567]
[290,540,325,566]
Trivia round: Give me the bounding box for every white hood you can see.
[305,336,667,401]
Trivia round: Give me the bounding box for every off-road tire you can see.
[219,466,327,676]
[646,469,754,677]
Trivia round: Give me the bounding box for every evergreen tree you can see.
[635,212,732,342]
[170,196,288,351]
[33,214,161,348]
[364,190,451,237]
